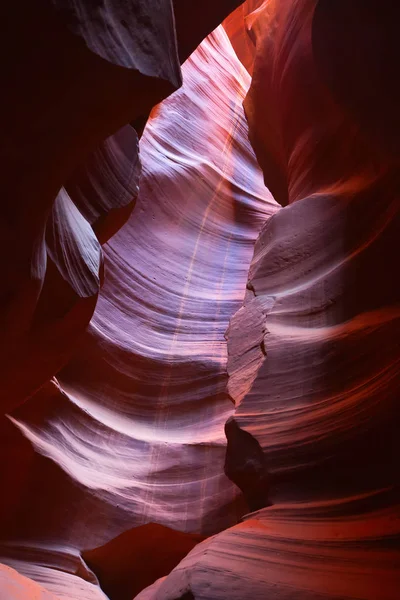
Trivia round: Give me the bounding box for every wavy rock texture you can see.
[2,1,399,599]
[0,24,277,598]
[1,0,245,415]
[137,0,400,598]
[0,559,107,600]
[65,125,141,245]
[0,564,58,600]
[0,0,180,415]
[136,498,400,600]
[223,0,264,75]
[1,124,140,415]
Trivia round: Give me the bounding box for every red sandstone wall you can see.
[1,1,399,599]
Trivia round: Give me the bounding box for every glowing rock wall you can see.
[137,1,400,598]
[1,1,399,599]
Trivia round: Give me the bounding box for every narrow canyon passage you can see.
[0,1,399,600]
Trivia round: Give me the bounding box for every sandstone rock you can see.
[0,564,59,600]
[0,24,276,597]
[83,523,204,600]
[2,1,399,599]
[137,0,400,597]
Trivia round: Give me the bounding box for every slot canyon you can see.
[0,1,399,599]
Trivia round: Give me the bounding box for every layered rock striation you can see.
[1,1,399,599]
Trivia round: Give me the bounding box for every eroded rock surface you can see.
[136,0,400,598]
[1,1,399,599]
[0,564,59,600]
[1,22,276,598]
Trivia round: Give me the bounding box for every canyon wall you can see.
[1,1,399,599]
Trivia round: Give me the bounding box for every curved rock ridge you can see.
[1,0,245,415]
[52,24,276,531]
[0,564,59,600]
[0,0,175,415]
[136,0,400,597]
[135,494,400,600]
[228,192,399,503]
[3,1,398,599]
[223,0,265,75]
[65,125,141,245]
[50,0,182,87]
[1,24,277,597]
[1,186,103,416]
[231,0,400,505]
[1,124,141,412]
[0,558,107,600]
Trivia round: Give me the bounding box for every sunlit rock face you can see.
[0,564,59,600]
[2,0,399,599]
[0,19,277,599]
[0,0,244,415]
[0,0,180,416]
[139,0,400,598]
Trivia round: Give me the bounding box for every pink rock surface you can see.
[136,0,400,598]
[136,499,400,600]
[1,24,276,598]
[1,0,244,415]
[2,1,399,599]
[65,125,141,245]
[0,0,182,415]
[0,564,59,600]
